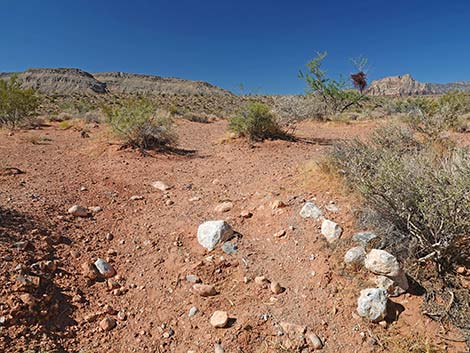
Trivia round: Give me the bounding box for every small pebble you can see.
[210,311,229,328]
[270,281,283,294]
[188,306,198,318]
[193,284,217,297]
[99,317,116,331]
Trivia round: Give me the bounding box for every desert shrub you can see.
[52,112,75,122]
[104,98,177,150]
[83,110,105,124]
[0,76,40,127]
[387,92,470,134]
[58,98,95,115]
[329,124,470,273]
[228,102,285,140]
[182,112,211,123]
[272,95,326,132]
[168,104,180,116]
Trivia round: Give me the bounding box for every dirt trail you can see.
[0,120,464,352]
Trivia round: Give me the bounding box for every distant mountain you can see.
[0,68,232,96]
[367,74,470,96]
[0,68,107,95]
[93,72,231,96]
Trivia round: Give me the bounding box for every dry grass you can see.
[57,119,86,130]
[299,158,355,198]
[21,135,53,145]
[380,330,447,353]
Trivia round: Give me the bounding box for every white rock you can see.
[94,258,116,278]
[130,195,144,201]
[344,246,366,265]
[197,220,233,251]
[365,249,401,277]
[186,274,201,283]
[321,219,343,243]
[299,202,322,219]
[151,181,172,191]
[68,205,88,217]
[376,272,409,297]
[188,306,198,318]
[357,288,388,322]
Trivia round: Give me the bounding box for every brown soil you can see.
[0,119,467,352]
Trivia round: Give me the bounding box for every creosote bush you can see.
[0,76,40,127]
[228,102,285,140]
[328,124,470,273]
[385,91,470,133]
[103,98,177,150]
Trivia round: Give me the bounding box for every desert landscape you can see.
[2,2,470,352]
[0,63,469,353]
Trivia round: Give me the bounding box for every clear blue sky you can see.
[1,0,470,94]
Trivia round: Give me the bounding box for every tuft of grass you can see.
[380,331,447,353]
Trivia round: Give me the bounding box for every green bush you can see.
[229,102,284,140]
[0,76,40,127]
[104,98,177,150]
[387,92,470,134]
[329,124,470,273]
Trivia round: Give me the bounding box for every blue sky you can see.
[1,0,470,94]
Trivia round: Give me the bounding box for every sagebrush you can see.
[328,124,470,273]
[103,98,177,150]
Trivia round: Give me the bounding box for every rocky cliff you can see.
[367,74,470,96]
[0,68,232,96]
[93,72,231,96]
[0,68,107,95]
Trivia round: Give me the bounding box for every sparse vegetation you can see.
[103,98,177,150]
[328,123,470,273]
[182,112,212,123]
[0,76,40,127]
[383,91,470,133]
[228,102,285,140]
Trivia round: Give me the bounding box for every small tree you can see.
[0,76,40,127]
[299,52,368,115]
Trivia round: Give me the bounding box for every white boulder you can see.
[321,219,342,243]
[364,249,401,277]
[197,220,233,251]
[344,246,366,265]
[357,288,388,322]
[299,202,322,219]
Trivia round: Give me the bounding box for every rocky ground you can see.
[0,119,467,353]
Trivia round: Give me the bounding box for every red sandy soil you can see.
[0,119,467,352]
